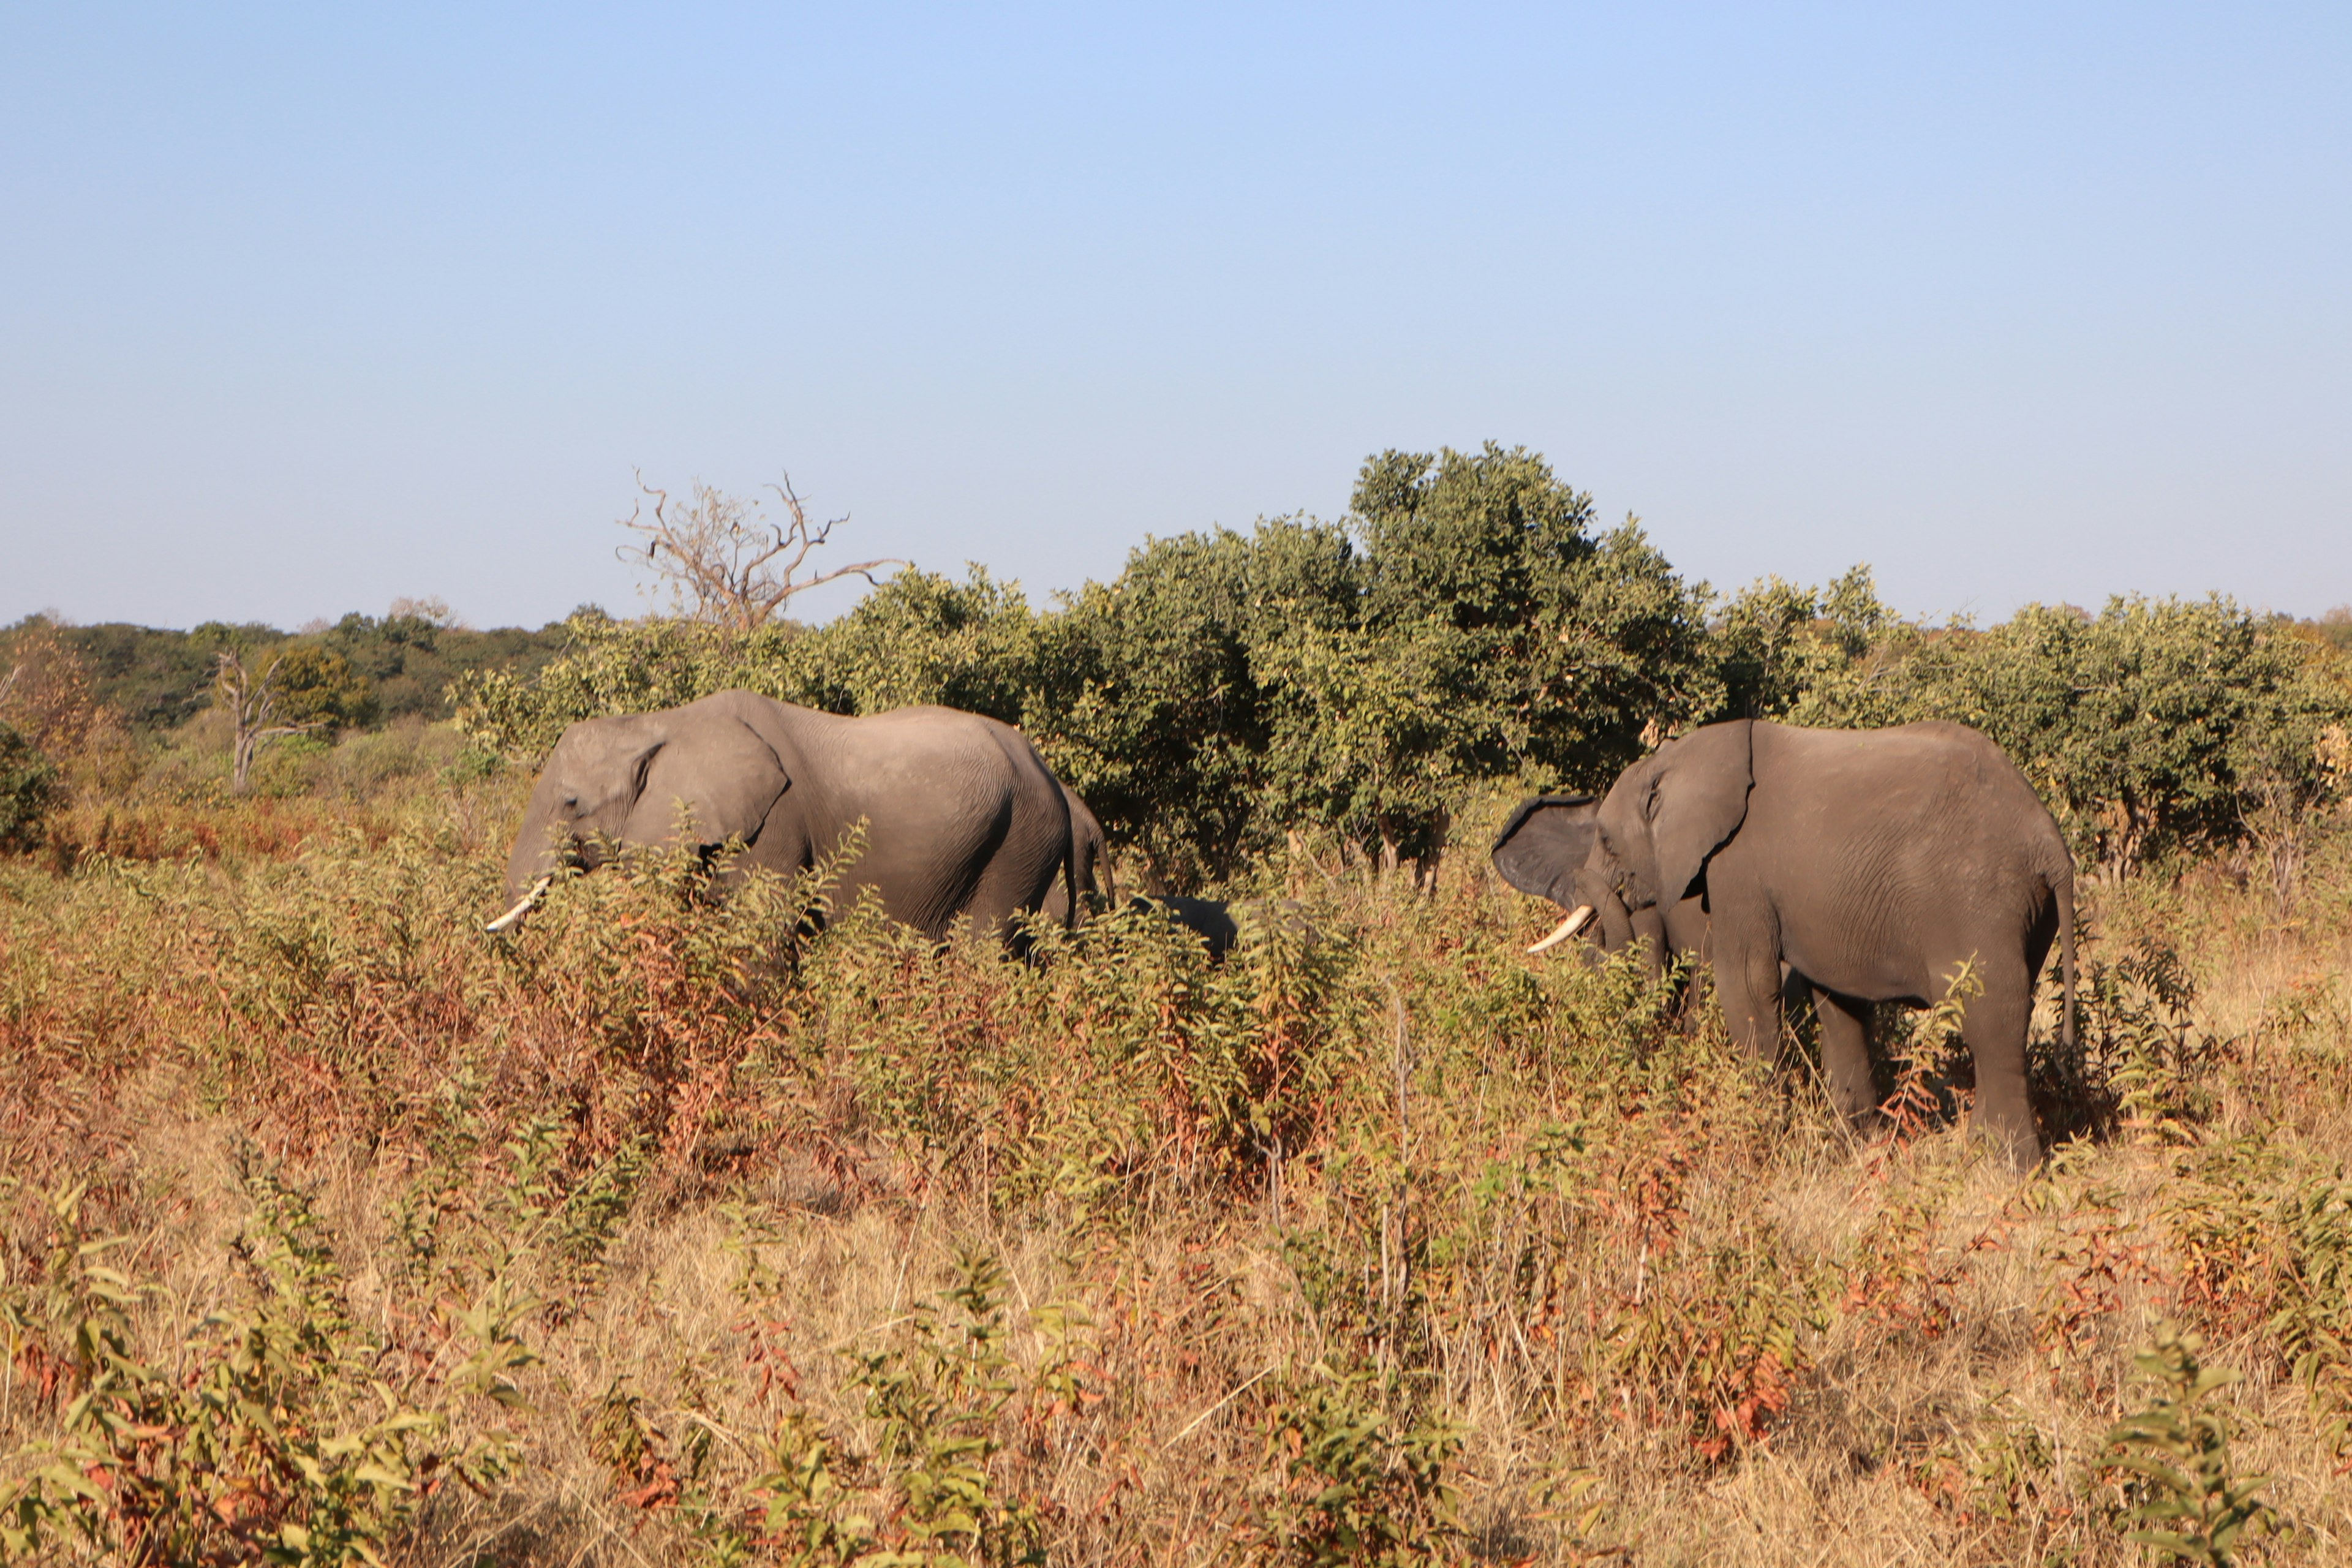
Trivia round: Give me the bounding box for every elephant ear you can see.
[1643,720,1753,908]
[1490,795,1600,907]
[623,716,791,850]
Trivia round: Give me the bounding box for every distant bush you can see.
[456,446,1722,892]
[0,720,59,851]
[1,611,575,738]
[448,446,2352,891]
[1714,575,2352,877]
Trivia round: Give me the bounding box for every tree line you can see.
[7,442,2349,886]
[450,445,2352,892]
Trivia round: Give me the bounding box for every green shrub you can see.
[1245,1360,1464,1566]
[0,1179,528,1566]
[1723,576,2352,876]
[0,720,59,851]
[2103,1322,2276,1566]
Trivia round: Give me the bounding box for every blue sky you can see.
[4,3,2346,630]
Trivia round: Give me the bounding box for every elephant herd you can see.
[492,690,2078,1168]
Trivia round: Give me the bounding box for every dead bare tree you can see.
[616,472,907,632]
[213,650,322,793]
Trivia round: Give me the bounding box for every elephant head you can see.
[1490,720,1755,957]
[1490,794,1629,957]
[489,700,793,930]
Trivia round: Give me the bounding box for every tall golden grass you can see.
[2,742,2348,1564]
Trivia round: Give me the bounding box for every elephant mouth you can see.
[484,874,554,934]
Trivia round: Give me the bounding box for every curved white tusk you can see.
[484,875,554,934]
[1526,904,1595,955]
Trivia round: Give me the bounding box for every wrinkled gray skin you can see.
[1041,783,1117,926]
[501,690,1071,943]
[1129,894,1242,959]
[1493,793,1714,979]
[1493,720,2077,1169]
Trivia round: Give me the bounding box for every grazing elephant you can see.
[489,690,1071,943]
[1128,894,1243,959]
[1041,783,1117,926]
[1123,895,1316,962]
[1491,794,1712,979]
[1491,720,2077,1167]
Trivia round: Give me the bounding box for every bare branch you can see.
[213,648,325,792]
[614,469,908,631]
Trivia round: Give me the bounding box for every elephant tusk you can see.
[484,875,553,935]
[1526,904,1595,955]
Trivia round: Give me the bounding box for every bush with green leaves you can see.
[0,720,59,852]
[1712,573,2352,876]
[0,1178,530,1567]
[452,445,1724,892]
[2103,1323,2275,1566]
[1245,1362,1464,1567]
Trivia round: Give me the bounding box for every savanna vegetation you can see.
[3,445,2351,1565]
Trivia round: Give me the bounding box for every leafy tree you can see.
[1251,616,1461,874]
[1711,565,1893,723]
[1532,521,1725,775]
[266,644,378,731]
[208,639,376,792]
[1273,444,1715,873]
[0,617,102,755]
[777,567,1040,722]
[1038,529,1279,889]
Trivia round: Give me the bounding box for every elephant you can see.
[489,689,1072,944]
[1041,783,1117,926]
[1491,719,2077,1167]
[1493,794,1713,979]
[1121,895,1317,962]
[1127,894,1242,959]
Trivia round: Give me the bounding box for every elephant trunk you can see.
[503,783,576,899]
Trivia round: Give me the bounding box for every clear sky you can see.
[4,3,2346,631]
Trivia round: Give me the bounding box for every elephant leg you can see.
[1812,986,1879,1125]
[1710,937,1784,1064]
[1959,965,2040,1170]
[962,824,1070,948]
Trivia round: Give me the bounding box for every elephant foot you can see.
[1841,1106,1893,1141]
[1973,1115,2042,1174]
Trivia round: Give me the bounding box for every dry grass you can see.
[4,752,2351,1564]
